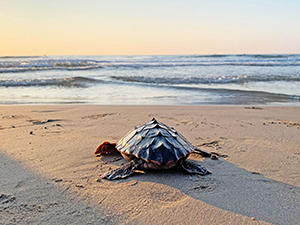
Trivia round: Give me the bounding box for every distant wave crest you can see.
[0,56,42,59]
[1,54,300,73]
[0,59,103,73]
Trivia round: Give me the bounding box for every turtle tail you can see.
[95,141,117,156]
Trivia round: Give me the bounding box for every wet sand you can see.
[0,105,299,225]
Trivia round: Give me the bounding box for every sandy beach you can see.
[0,105,299,225]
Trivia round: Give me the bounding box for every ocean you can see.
[0,54,300,105]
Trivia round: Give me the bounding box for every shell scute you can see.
[119,130,136,147]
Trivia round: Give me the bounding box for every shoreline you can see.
[1,105,299,224]
[2,103,300,106]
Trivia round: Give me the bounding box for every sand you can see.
[0,105,299,225]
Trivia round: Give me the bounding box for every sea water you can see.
[0,54,300,105]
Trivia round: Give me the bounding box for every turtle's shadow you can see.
[109,157,300,225]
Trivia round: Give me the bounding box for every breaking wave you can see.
[0,76,101,87]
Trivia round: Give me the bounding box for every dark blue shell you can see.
[116,118,195,165]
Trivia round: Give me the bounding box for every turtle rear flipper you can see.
[180,159,211,175]
[101,159,141,180]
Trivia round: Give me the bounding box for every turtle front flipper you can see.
[101,159,142,180]
[180,159,211,175]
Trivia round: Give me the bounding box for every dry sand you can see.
[0,105,299,225]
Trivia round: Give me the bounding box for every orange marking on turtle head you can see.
[95,142,117,156]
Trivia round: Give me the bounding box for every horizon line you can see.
[1,53,300,57]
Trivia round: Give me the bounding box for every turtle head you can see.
[95,141,117,156]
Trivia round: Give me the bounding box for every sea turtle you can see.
[95,118,213,180]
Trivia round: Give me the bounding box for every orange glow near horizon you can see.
[1,0,300,56]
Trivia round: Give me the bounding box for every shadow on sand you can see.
[106,157,300,225]
[0,152,114,225]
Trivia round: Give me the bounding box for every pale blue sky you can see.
[1,0,300,55]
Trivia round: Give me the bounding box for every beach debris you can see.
[189,182,217,193]
[98,197,107,204]
[244,106,263,110]
[251,171,261,175]
[54,179,63,183]
[193,185,209,190]
[29,131,33,135]
[95,118,213,180]
[0,193,16,204]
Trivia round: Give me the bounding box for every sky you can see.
[0,0,300,55]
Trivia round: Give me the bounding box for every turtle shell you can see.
[116,118,195,166]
